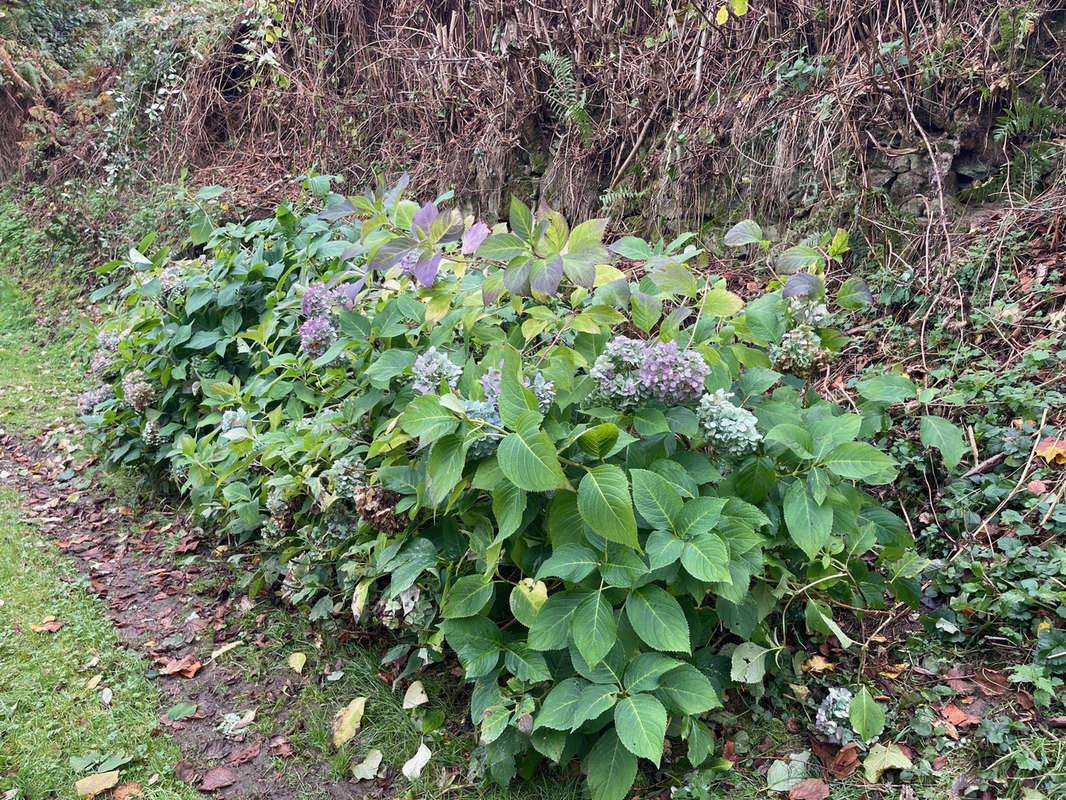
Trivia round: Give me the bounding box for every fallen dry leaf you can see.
[945,665,974,695]
[113,782,143,800]
[173,760,197,783]
[401,741,432,780]
[74,771,119,798]
[199,767,236,792]
[802,655,835,673]
[268,736,293,757]
[722,740,736,764]
[402,680,429,709]
[332,697,367,747]
[828,743,859,779]
[227,743,261,766]
[941,703,980,729]
[973,668,1008,696]
[157,655,202,678]
[30,617,64,633]
[1035,437,1066,465]
[287,651,307,674]
[789,778,830,800]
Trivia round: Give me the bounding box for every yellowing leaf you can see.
[802,655,835,673]
[1035,437,1066,466]
[402,741,432,780]
[287,652,306,674]
[863,743,913,782]
[85,673,103,690]
[75,771,120,798]
[715,5,729,24]
[402,681,429,710]
[351,579,372,621]
[210,642,239,661]
[730,0,749,14]
[593,264,625,287]
[332,697,367,747]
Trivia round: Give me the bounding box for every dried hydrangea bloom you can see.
[298,315,337,359]
[221,409,252,432]
[412,346,462,394]
[696,389,762,459]
[121,370,156,412]
[77,385,114,415]
[814,688,855,744]
[158,265,185,303]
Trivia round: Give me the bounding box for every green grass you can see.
[0,486,200,799]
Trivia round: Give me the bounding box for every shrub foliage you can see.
[83,177,922,798]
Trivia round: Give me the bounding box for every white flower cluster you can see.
[814,687,855,744]
[121,370,156,412]
[696,389,762,459]
[770,324,829,377]
[142,418,164,448]
[412,346,463,394]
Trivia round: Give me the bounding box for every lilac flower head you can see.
[299,316,337,359]
[637,340,710,406]
[588,336,650,410]
[96,330,121,352]
[411,347,462,394]
[481,365,502,404]
[330,282,363,311]
[301,283,333,319]
[77,385,114,415]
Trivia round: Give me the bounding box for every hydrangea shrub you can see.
[82,179,923,800]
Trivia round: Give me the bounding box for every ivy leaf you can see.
[919,415,966,471]
[498,412,570,492]
[584,729,638,800]
[849,687,886,742]
[783,480,833,560]
[630,469,683,530]
[614,693,667,765]
[571,591,617,666]
[625,585,690,653]
[578,465,638,548]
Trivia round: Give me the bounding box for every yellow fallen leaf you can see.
[75,771,120,797]
[287,652,306,674]
[715,5,729,24]
[1035,437,1066,466]
[210,642,239,661]
[788,683,810,700]
[402,681,429,710]
[332,697,367,748]
[802,655,835,673]
[351,579,372,621]
[85,674,103,690]
[879,664,907,679]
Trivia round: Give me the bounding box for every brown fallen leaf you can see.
[30,617,64,633]
[932,756,948,771]
[941,703,981,729]
[945,665,974,695]
[722,740,736,764]
[828,743,859,779]
[227,743,261,766]
[113,782,143,800]
[173,760,197,783]
[802,655,835,673]
[157,655,202,678]
[973,668,1008,696]
[200,767,236,792]
[268,736,294,757]
[789,778,830,800]
[74,771,119,798]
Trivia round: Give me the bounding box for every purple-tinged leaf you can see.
[318,194,358,223]
[562,251,597,289]
[340,244,363,262]
[502,263,532,297]
[383,173,410,208]
[782,273,823,299]
[412,202,439,239]
[412,253,442,287]
[368,237,418,271]
[482,272,506,305]
[462,222,491,255]
[529,255,564,295]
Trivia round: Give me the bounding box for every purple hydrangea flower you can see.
[301,283,334,319]
[299,316,337,359]
[590,336,709,410]
[637,340,710,406]
[481,365,502,403]
[330,282,363,311]
[77,385,115,415]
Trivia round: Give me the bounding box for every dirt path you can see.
[0,430,362,799]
